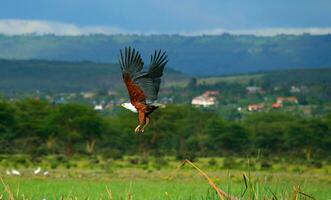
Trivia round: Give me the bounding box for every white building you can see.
[246,86,262,94]
[94,105,103,110]
[192,96,217,107]
[191,90,219,107]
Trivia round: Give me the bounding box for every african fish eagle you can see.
[119,47,168,133]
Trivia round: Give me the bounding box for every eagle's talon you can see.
[134,125,141,133]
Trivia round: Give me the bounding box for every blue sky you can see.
[0,0,331,35]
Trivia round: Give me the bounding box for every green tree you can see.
[0,100,17,153]
[78,114,104,154]
[14,99,52,155]
[48,104,95,157]
[0,100,16,136]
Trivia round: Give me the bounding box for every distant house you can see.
[81,92,95,99]
[191,90,219,107]
[52,97,66,105]
[247,104,264,112]
[290,86,301,93]
[94,105,103,110]
[203,90,219,96]
[246,86,262,94]
[276,96,298,104]
[107,90,118,96]
[272,103,283,109]
[45,95,53,101]
[192,96,216,107]
[68,93,77,98]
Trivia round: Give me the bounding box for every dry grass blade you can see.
[292,186,299,200]
[167,160,186,181]
[106,186,113,200]
[0,176,14,200]
[126,192,132,200]
[298,191,316,200]
[292,185,316,200]
[16,184,20,199]
[169,159,239,200]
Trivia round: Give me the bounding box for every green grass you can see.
[1,156,331,199]
[1,167,330,199]
[1,177,214,200]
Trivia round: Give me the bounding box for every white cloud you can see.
[182,27,331,36]
[0,19,331,36]
[0,19,134,35]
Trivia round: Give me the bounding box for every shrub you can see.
[140,157,149,165]
[50,160,59,169]
[129,157,139,165]
[13,156,29,167]
[153,157,169,170]
[56,155,68,163]
[102,160,113,173]
[176,151,197,162]
[223,157,237,169]
[65,162,77,169]
[260,160,272,170]
[89,157,99,164]
[101,149,123,160]
[309,160,323,168]
[208,158,217,166]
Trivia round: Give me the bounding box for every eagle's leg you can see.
[140,116,150,132]
[135,111,146,133]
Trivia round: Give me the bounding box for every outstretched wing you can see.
[119,48,168,103]
[134,49,168,101]
[119,47,146,103]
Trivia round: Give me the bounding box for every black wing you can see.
[119,47,167,102]
[119,47,144,79]
[133,49,167,101]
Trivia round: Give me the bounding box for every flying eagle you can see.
[119,47,168,133]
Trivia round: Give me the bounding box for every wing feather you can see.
[119,47,167,103]
[119,47,146,103]
[136,49,167,101]
[148,50,168,78]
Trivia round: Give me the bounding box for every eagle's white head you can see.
[121,102,138,113]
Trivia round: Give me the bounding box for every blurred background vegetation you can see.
[1,99,330,163]
[1,58,331,167]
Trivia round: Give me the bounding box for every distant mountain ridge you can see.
[0,59,187,93]
[0,59,330,95]
[0,34,331,75]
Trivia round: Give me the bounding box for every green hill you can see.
[0,34,331,75]
[0,59,187,93]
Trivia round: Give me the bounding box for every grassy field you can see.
[164,74,263,88]
[197,74,263,85]
[1,157,331,199]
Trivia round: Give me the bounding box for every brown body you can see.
[123,73,158,132]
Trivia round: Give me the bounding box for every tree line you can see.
[0,99,330,160]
